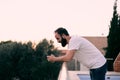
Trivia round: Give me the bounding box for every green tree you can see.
[0,39,62,80]
[0,41,17,80]
[105,0,120,71]
[33,39,62,80]
[0,41,35,80]
[16,41,35,80]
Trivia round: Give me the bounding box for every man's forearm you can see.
[54,55,71,62]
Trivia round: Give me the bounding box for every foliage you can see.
[105,0,120,71]
[0,39,62,80]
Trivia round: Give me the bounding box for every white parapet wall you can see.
[68,71,120,80]
[58,62,120,80]
[58,62,69,80]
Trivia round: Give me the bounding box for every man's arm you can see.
[60,50,67,54]
[47,50,76,62]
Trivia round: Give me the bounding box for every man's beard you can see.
[61,38,67,47]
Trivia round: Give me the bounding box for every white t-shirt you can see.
[68,35,106,69]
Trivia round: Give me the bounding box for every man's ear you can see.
[62,34,66,38]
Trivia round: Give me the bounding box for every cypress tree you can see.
[105,0,120,71]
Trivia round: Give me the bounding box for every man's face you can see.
[55,32,67,47]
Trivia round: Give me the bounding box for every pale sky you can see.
[0,0,120,48]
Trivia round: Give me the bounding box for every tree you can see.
[105,0,120,71]
[0,39,62,80]
[0,41,17,80]
[34,39,62,80]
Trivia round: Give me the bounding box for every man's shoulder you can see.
[71,35,83,39]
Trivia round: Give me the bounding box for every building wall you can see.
[84,37,107,55]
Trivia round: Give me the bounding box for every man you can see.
[47,27,107,80]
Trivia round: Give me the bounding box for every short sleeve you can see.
[68,36,80,50]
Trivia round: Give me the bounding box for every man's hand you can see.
[47,54,56,63]
[47,50,75,62]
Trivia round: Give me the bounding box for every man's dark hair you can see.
[54,27,69,36]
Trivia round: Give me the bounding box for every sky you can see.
[0,0,120,48]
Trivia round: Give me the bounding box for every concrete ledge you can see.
[68,71,120,80]
[58,62,120,80]
[68,71,81,80]
[58,62,69,80]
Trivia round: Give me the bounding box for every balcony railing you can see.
[58,62,69,80]
[58,61,120,80]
